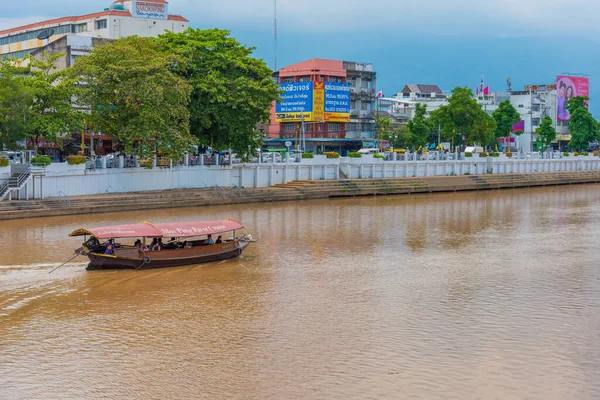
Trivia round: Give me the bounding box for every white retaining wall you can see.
[20,155,600,199]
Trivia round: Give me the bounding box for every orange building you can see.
[268,58,348,140]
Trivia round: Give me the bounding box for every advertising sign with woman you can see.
[556,76,589,121]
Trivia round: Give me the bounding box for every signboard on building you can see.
[324,82,351,122]
[132,1,169,20]
[276,81,351,122]
[276,82,314,122]
[556,75,589,121]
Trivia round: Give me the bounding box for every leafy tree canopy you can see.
[158,28,280,158]
[567,96,599,151]
[536,116,556,151]
[430,86,496,146]
[71,36,193,159]
[492,100,521,138]
[407,103,432,148]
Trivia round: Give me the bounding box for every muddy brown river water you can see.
[1,186,600,399]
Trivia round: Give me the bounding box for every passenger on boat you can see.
[137,243,148,255]
[149,238,158,251]
[204,234,215,245]
[215,236,223,244]
[105,239,116,255]
[164,238,178,250]
[157,238,164,250]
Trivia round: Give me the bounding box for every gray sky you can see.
[1,0,599,37]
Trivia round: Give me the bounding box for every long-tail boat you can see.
[69,219,255,270]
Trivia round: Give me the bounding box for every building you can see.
[343,61,377,139]
[0,0,188,60]
[268,59,378,153]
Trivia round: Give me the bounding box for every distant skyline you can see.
[2,0,599,114]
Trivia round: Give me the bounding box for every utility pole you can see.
[273,0,277,72]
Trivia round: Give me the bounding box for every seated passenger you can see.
[105,239,116,255]
[137,243,148,256]
[204,234,215,245]
[149,238,159,251]
[215,236,223,244]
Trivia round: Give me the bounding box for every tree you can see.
[23,52,82,152]
[567,96,599,151]
[492,100,521,148]
[407,103,432,149]
[71,37,194,159]
[536,116,556,151]
[0,62,31,150]
[430,86,496,148]
[158,28,280,159]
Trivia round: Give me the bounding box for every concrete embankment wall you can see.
[5,154,600,200]
[3,171,600,221]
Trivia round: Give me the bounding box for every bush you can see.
[31,155,51,166]
[490,152,500,157]
[301,152,313,159]
[580,152,588,156]
[465,152,473,158]
[594,152,599,157]
[374,153,384,159]
[394,149,406,153]
[574,152,579,156]
[564,152,570,157]
[0,158,9,167]
[348,152,362,158]
[505,152,513,158]
[324,152,340,159]
[479,152,488,158]
[65,156,86,165]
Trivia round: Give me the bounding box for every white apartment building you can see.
[0,0,188,59]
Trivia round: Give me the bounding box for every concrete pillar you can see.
[118,156,123,169]
[184,154,189,166]
[200,155,204,166]
[371,165,375,179]
[153,157,157,168]
[254,166,259,188]
[359,165,364,179]
[310,166,314,180]
[240,167,244,187]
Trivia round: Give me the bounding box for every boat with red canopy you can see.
[69,219,255,270]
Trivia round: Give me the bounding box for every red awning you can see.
[69,220,244,239]
[152,220,244,238]
[69,224,162,239]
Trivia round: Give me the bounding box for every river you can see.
[1,185,600,399]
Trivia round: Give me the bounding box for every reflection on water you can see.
[1,185,600,399]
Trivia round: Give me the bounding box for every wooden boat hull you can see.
[86,241,250,270]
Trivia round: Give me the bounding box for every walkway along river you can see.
[1,185,600,399]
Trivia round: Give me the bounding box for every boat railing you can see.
[58,191,71,207]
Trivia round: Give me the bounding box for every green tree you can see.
[72,37,193,158]
[536,116,556,151]
[430,86,496,147]
[567,96,599,151]
[0,61,31,150]
[23,52,82,152]
[382,125,413,149]
[492,100,521,146]
[158,28,280,159]
[407,103,432,149]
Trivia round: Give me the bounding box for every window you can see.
[0,24,71,46]
[283,123,296,132]
[73,23,88,33]
[329,77,343,83]
[95,20,107,30]
[281,78,294,83]
[350,101,356,110]
[298,76,311,82]
[361,80,370,89]
[532,118,540,126]
[361,103,368,111]
[531,104,540,112]
[328,123,341,132]
[518,104,524,108]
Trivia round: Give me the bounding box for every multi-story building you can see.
[343,61,377,139]
[0,0,188,60]
[268,58,378,141]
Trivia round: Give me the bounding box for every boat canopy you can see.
[70,220,244,239]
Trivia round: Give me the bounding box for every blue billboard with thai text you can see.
[276,82,314,122]
[324,82,351,122]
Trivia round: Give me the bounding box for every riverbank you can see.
[3,170,600,221]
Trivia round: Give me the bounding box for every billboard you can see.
[324,82,351,122]
[276,82,313,122]
[132,1,169,20]
[557,76,589,121]
[276,81,351,122]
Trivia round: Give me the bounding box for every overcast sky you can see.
[1,0,600,37]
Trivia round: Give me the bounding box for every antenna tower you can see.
[273,0,278,72]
